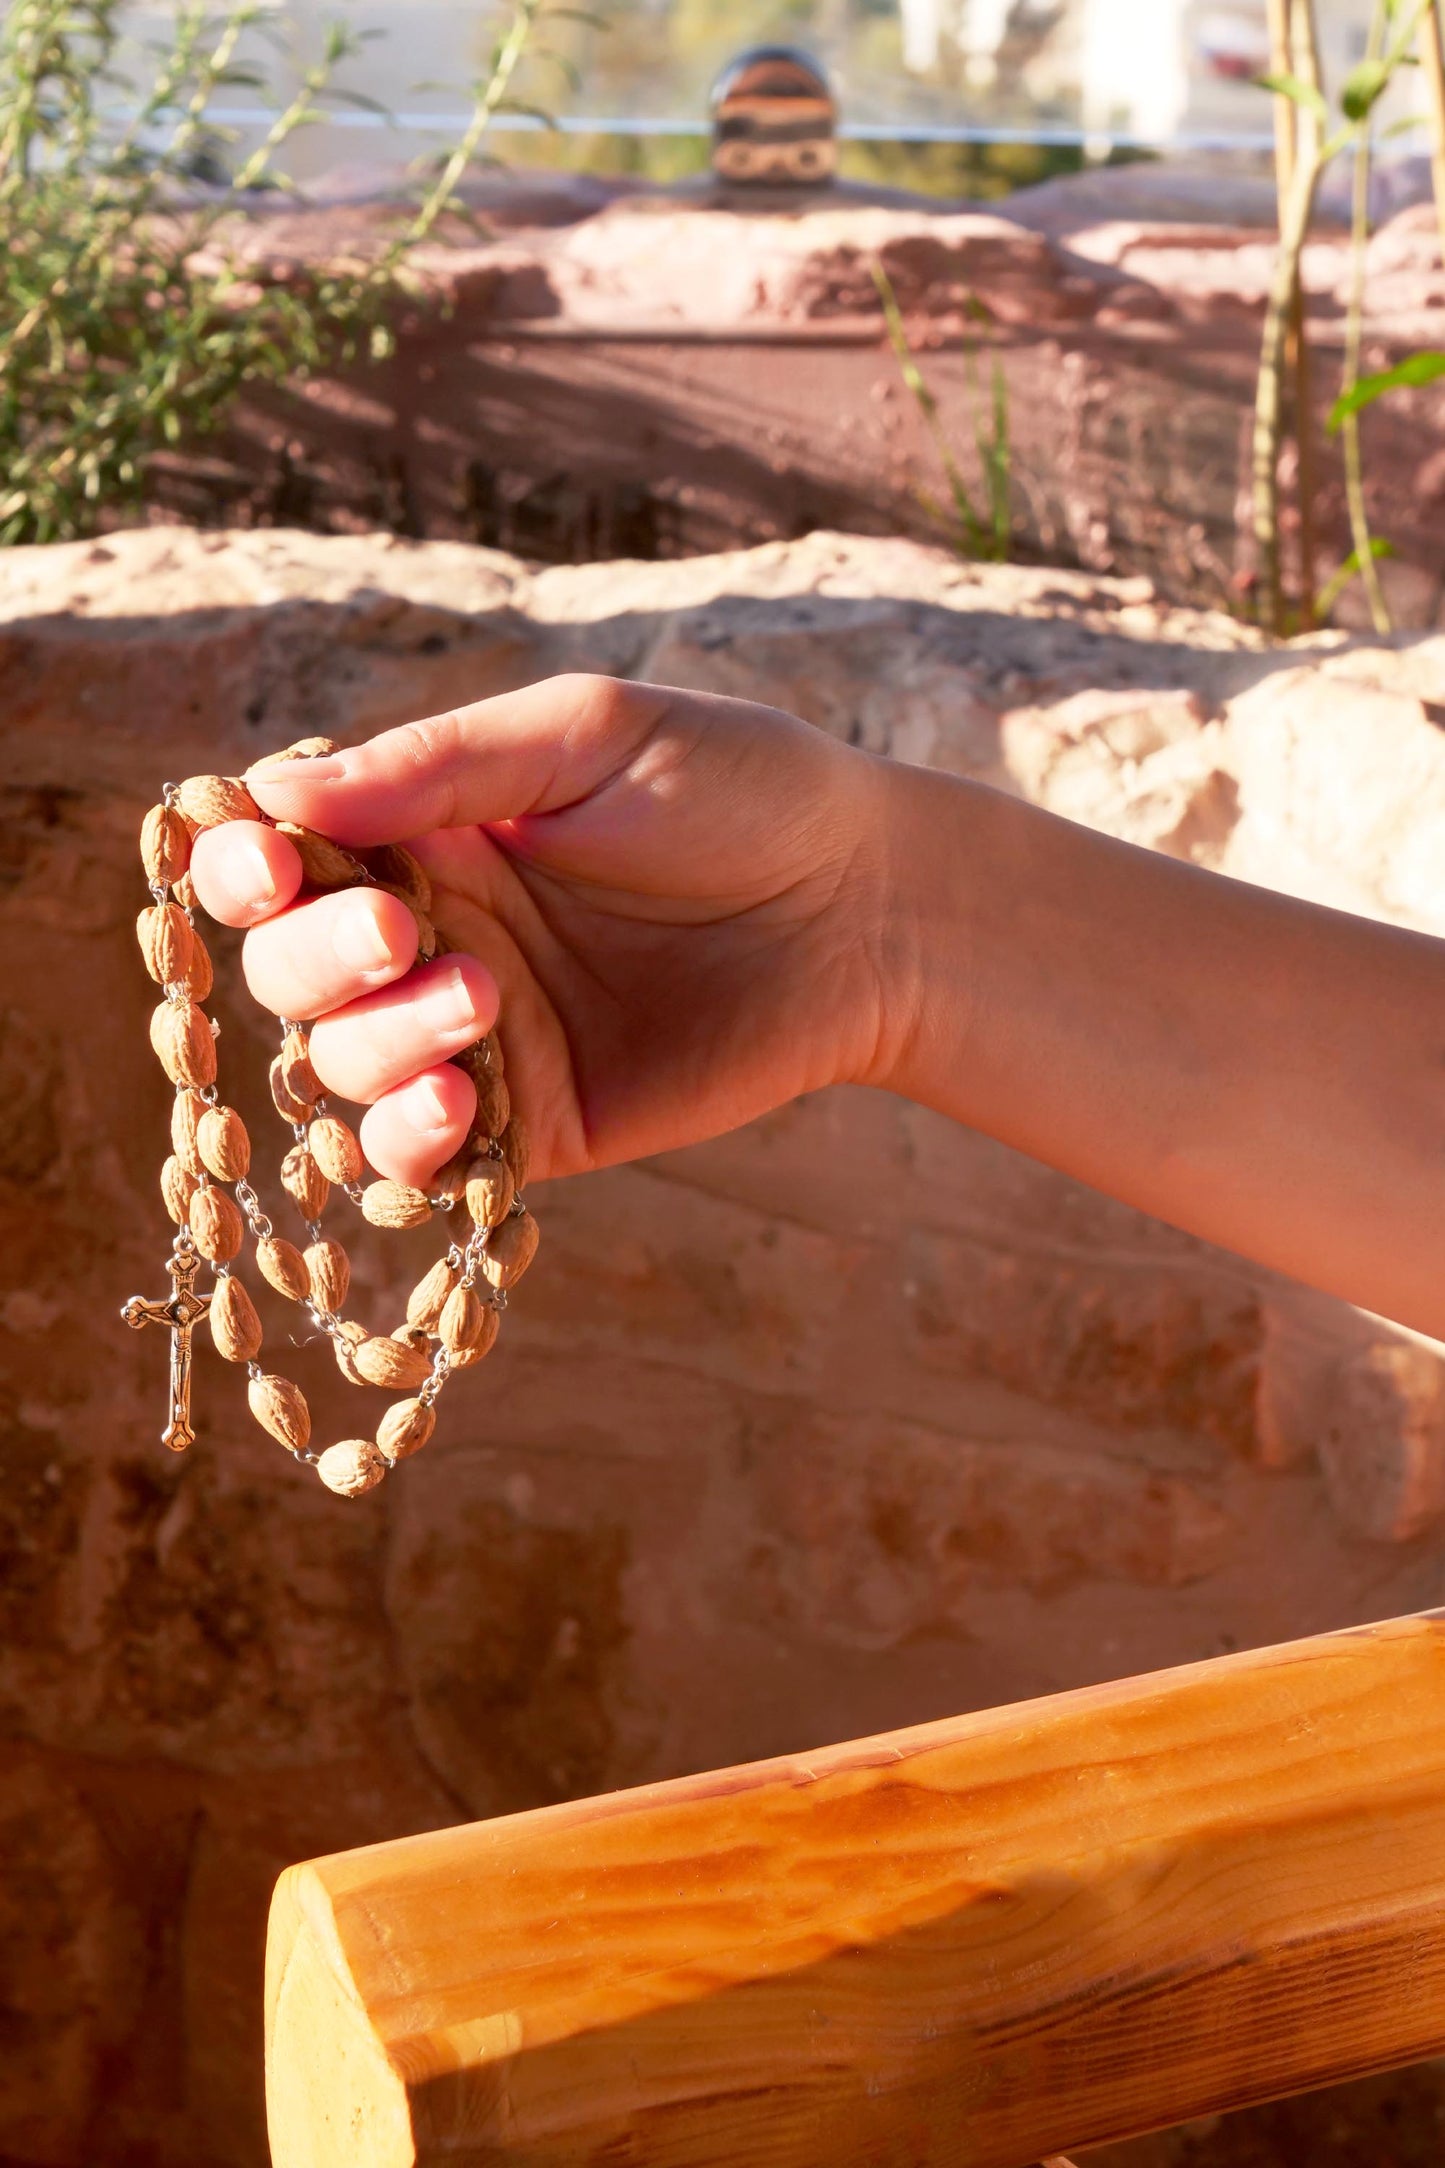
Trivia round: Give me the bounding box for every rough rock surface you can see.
[163,177,1445,623]
[4,525,1445,2164]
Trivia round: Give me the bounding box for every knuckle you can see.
[397,710,464,774]
[554,670,629,725]
[383,709,468,825]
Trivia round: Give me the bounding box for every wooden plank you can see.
[266,1612,1445,2168]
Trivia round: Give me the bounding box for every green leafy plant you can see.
[1330,345,1445,419]
[871,259,1012,563]
[0,0,566,544]
[1315,6,1445,633]
[1253,0,1429,633]
[1320,345,1445,631]
[1335,0,1394,629]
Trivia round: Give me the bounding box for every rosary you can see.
[121,741,537,1498]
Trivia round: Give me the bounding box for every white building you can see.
[1078,0,1408,148]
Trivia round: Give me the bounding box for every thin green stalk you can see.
[872,259,985,554]
[1288,0,1322,623]
[988,346,1010,556]
[1339,0,1392,631]
[1418,0,1445,267]
[957,296,1012,559]
[401,0,542,253]
[1253,152,1321,630]
[164,4,253,173]
[1252,0,1324,634]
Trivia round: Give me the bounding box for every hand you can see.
[189,674,899,1187]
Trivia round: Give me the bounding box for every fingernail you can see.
[332,901,394,975]
[415,964,482,1036]
[402,1077,454,1135]
[249,754,348,783]
[232,838,277,907]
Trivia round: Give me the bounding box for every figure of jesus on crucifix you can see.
[122,1235,212,1452]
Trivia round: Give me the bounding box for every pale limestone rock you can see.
[1319,1335,1445,1543]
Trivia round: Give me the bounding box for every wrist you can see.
[844,756,990,1107]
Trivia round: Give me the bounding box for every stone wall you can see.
[160,170,1445,623]
[4,525,1445,2164]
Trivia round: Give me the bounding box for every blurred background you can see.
[134,0,1436,189]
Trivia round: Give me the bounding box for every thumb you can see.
[246,675,668,844]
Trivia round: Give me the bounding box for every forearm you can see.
[880,763,1445,1338]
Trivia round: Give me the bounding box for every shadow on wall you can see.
[140,192,1445,628]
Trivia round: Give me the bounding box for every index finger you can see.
[243,674,670,846]
[190,820,304,927]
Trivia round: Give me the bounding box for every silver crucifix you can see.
[121,1236,211,1451]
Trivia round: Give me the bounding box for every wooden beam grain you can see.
[266,1613,1445,2168]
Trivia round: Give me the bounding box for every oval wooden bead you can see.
[394,1323,433,1354]
[470,1064,510,1140]
[210,1273,262,1361]
[304,1238,350,1314]
[308,1115,363,1186]
[499,1117,530,1193]
[137,902,194,985]
[316,1439,387,1497]
[182,932,214,1002]
[248,1373,311,1453]
[361,1181,432,1231]
[438,1282,486,1354]
[276,822,364,890]
[257,735,336,765]
[464,1156,514,1231]
[190,1186,244,1263]
[429,1144,474,1202]
[456,1033,505,1086]
[409,902,439,964]
[269,1057,311,1124]
[175,774,260,829]
[280,1028,322,1108]
[173,868,198,910]
[197,1104,250,1182]
[367,843,432,914]
[147,1001,177,1076]
[170,1088,205,1176]
[149,999,217,1088]
[469,1306,500,1363]
[161,1153,198,1225]
[140,804,190,884]
[445,1311,498,1369]
[405,1255,460,1330]
[481,1208,539,1290]
[353,1335,434,1391]
[281,1145,329,1221]
[333,1320,369,1385]
[376,1397,435,1463]
[257,1236,310,1302]
[446,1291,501,1361]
